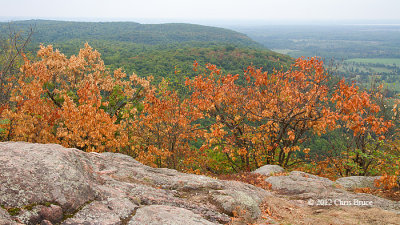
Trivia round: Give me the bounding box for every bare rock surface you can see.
[0,142,399,225]
[266,171,335,195]
[39,204,63,224]
[252,164,285,176]
[62,198,137,225]
[0,208,17,225]
[335,176,381,190]
[0,142,96,212]
[129,205,217,225]
[0,142,268,224]
[266,171,400,213]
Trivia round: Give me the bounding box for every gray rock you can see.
[62,198,137,225]
[252,165,285,176]
[0,142,96,212]
[0,208,17,225]
[335,176,381,190]
[210,180,270,221]
[0,142,270,224]
[266,171,335,195]
[15,205,41,225]
[211,190,261,220]
[129,205,218,225]
[39,204,63,223]
[265,171,400,212]
[1,142,399,225]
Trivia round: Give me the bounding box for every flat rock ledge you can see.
[0,142,399,225]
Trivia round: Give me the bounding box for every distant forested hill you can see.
[0,20,262,47]
[0,20,292,88]
[48,39,291,84]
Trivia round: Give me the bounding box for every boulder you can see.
[265,171,335,195]
[335,176,381,190]
[0,142,96,213]
[211,188,264,221]
[252,165,285,176]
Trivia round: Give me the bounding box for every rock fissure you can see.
[60,200,94,222]
[120,206,139,225]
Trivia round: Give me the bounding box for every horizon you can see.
[2,17,400,27]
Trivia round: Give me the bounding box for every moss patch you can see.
[1,201,59,217]
[7,207,21,216]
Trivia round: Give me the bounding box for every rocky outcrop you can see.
[0,142,270,224]
[129,205,216,225]
[266,171,335,195]
[262,171,400,225]
[0,143,96,212]
[0,142,399,225]
[266,171,400,212]
[335,176,381,190]
[252,165,284,176]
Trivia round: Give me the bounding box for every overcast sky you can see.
[1,0,400,24]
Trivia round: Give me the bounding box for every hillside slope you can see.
[0,20,292,84]
[50,40,292,84]
[0,19,295,99]
[0,20,262,47]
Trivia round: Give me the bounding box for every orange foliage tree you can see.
[328,80,393,176]
[1,44,149,152]
[187,63,252,172]
[186,58,336,172]
[299,81,397,180]
[131,80,204,171]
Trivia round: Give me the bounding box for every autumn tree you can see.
[323,81,392,176]
[0,25,33,110]
[297,81,396,179]
[132,80,204,171]
[186,63,252,172]
[244,58,336,167]
[187,58,336,172]
[1,44,149,152]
